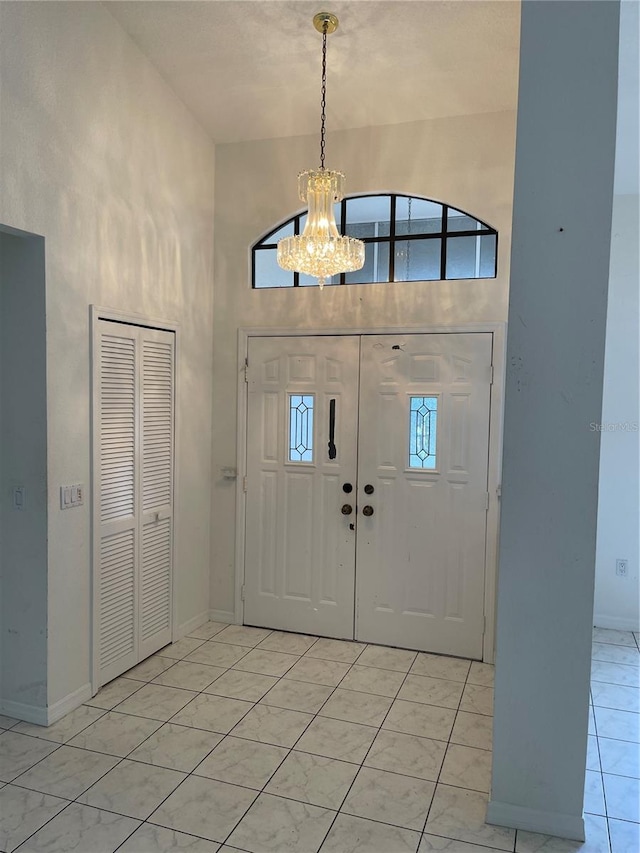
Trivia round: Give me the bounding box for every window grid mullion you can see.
[440,205,448,281]
[251,194,497,288]
[389,194,397,283]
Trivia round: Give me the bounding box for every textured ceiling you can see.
[106,0,522,144]
[106,0,637,193]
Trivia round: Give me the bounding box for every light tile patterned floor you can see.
[0,625,637,852]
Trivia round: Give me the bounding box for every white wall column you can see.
[488,0,620,841]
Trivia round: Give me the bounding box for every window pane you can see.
[262,220,295,244]
[289,395,314,462]
[347,221,377,239]
[396,198,442,235]
[445,234,496,279]
[447,208,482,233]
[479,233,497,277]
[345,196,390,237]
[446,236,477,278]
[345,241,389,284]
[254,248,294,288]
[394,239,441,281]
[409,396,438,469]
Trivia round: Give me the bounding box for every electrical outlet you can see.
[616,559,628,577]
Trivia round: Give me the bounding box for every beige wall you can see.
[0,2,216,713]
[212,111,517,614]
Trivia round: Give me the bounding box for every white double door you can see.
[244,333,492,659]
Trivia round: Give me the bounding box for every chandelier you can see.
[277,12,365,288]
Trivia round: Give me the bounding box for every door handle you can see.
[342,483,353,493]
[328,399,337,460]
[362,505,374,517]
[341,504,353,515]
[364,484,374,495]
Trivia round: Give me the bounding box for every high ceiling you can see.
[106,0,637,193]
[106,1,522,144]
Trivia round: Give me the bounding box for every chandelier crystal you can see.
[277,13,364,289]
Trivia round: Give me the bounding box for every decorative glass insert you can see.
[409,396,438,469]
[253,195,497,288]
[289,395,314,462]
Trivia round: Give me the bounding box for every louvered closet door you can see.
[95,320,175,688]
[138,329,174,661]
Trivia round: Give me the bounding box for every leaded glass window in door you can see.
[409,396,438,469]
[289,395,314,462]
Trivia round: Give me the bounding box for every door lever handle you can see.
[328,399,337,460]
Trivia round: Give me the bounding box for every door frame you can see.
[89,305,181,694]
[236,323,506,663]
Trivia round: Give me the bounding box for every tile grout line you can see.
[112,629,363,851]
[215,636,372,851]
[311,649,422,853]
[3,628,268,853]
[111,626,284,852]
[419,657,482,848]
[12,628,637,850]
[3,633,482,851]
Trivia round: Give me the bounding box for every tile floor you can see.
[0,623,637,852]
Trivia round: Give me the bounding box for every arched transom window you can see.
[252,194,497,288]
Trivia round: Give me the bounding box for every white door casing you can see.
[243,332,493,659]
[244,336,360,638]
[93,319,175,688]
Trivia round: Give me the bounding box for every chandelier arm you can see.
[320,21,327,170]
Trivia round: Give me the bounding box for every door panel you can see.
[355,334,492,658]
[96,328,138,684]
[138,330,174,660]
[244,336,360,638]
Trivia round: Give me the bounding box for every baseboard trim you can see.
[486,800,585,841]
[176,610,212,639]
[0,698,48,726]
[210,609,236,624]
[46,683,93,725]
[0,681,91,726]
[593,615,640,633]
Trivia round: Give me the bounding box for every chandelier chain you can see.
[320,21,328,169]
